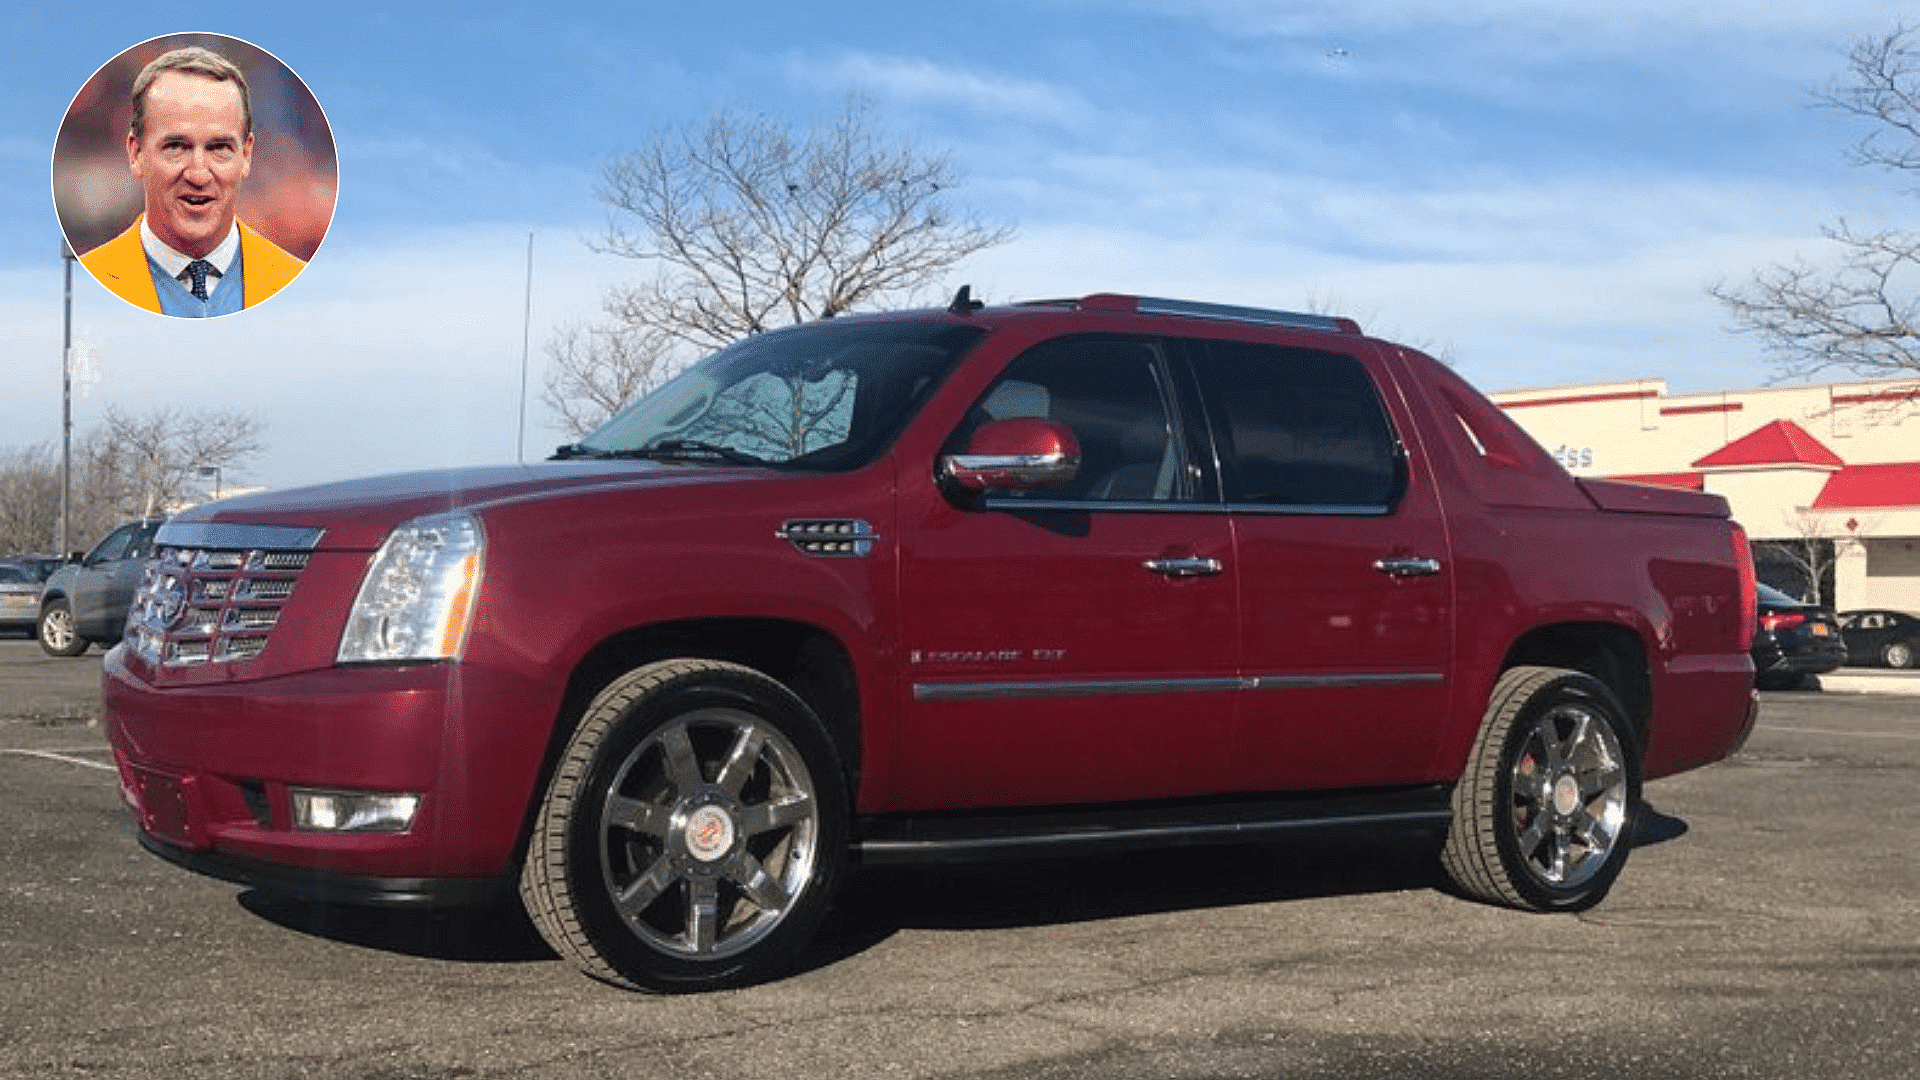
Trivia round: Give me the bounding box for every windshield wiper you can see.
[592,440,769,467]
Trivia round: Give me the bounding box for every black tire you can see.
[1441,666,1641,912]
[1884,640,1914,670]
[519,659,848,992]
[36,599,88,657]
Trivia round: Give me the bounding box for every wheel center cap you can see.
[683,804,736,862]
[1551,774,1582,817]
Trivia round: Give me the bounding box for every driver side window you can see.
[87,524,140,564]
[958,336,1193,503]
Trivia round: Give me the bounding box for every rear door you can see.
[1185,337,1455,792]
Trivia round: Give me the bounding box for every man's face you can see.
[127,70,252,259]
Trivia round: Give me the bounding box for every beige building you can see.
[1489,376,1920,614]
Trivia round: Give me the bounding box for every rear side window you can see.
[1190,340,1405,510]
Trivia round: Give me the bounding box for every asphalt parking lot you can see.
[3,637,1916,1080]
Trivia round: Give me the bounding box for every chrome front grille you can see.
[127,545,312,668]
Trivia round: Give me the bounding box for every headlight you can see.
[337,511,484,663]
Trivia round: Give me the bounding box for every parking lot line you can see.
[1756,724,1920,741]
[0,748,115,771]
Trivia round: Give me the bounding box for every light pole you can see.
[60,240,74,556]
[197,465,223,500]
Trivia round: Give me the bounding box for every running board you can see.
[855,785,1452,865]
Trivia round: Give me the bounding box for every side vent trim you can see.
[779,519,875,558]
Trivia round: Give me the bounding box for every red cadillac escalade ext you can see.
[103,292,1758,991]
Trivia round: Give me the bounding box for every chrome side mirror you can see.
[941,418,1081,493]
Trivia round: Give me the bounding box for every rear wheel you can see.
[1884,640,1914,669]
[1442,666,1640,911]
[36,600,87,657]
[519,659,848,992]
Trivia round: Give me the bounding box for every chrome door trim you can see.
[913,671,1444,702]
[913,676,1244,702]
[1243,672,1445,691]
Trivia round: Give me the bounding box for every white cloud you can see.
[795,52,1092,126]
[1128,0,1900,41]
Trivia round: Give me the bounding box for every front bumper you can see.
[102,645,546,901]
[135,830,506,907]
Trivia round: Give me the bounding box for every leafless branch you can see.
[1715,24,1920,383]
[589,98,1012,354]
[541,321,681,438]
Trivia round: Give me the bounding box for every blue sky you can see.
[2,1,1908,492]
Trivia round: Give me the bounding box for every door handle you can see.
[1144,557,1223,578]
[1373,556,1442,578]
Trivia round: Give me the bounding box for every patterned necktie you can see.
[183,259,215,301]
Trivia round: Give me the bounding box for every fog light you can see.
[291,789,420,833]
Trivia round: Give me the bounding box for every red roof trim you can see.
[1498,389,1660,410]
[1812,462,1920,509]
[1692,419,1845,470]
[1831,387,1920,406]
[1660,402,1743,416]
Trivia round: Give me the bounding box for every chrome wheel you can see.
[598,706,820,961]
[521,658,847,992]
[1505,701,1628,889]
[37,601,86,657]
[1885,641,1914,669]
[1443,666,1642,912]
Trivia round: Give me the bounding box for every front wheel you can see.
[519,659,848,992]
[1441,666,1641,912]
[37,599,88,657]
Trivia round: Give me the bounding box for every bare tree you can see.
[541,321,680,438]
[1713,25,1920,387]
[93,406,266,520]
[0,444,61,556]
[1756,509,1843,606]
[0,408,264,554]
[592,98,1012,353]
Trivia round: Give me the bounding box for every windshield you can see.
[569,320,988,471]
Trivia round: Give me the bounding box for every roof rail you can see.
[1016,294,1359,334]
[1133,296,1356,333]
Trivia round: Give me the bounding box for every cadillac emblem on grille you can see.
[128,546,311,667]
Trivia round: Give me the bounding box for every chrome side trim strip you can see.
[913,677,1243,702]
[1226,502,1392,517]
[983,497,1220,514]
[980,497,1393,516]
[914,672,1444,702]
[1245,672,1445,690]
[154,522,327,550]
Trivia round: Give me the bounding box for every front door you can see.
[896,335,1239,810]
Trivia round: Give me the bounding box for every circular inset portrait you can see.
[53,33,336,318]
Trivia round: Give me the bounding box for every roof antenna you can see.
[948,284,982,315]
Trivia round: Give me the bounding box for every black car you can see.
[1836,609,1920,669]
[37,520,163,657]
[1751,583,1849,689]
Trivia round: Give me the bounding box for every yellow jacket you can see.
[79,216,308,314]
